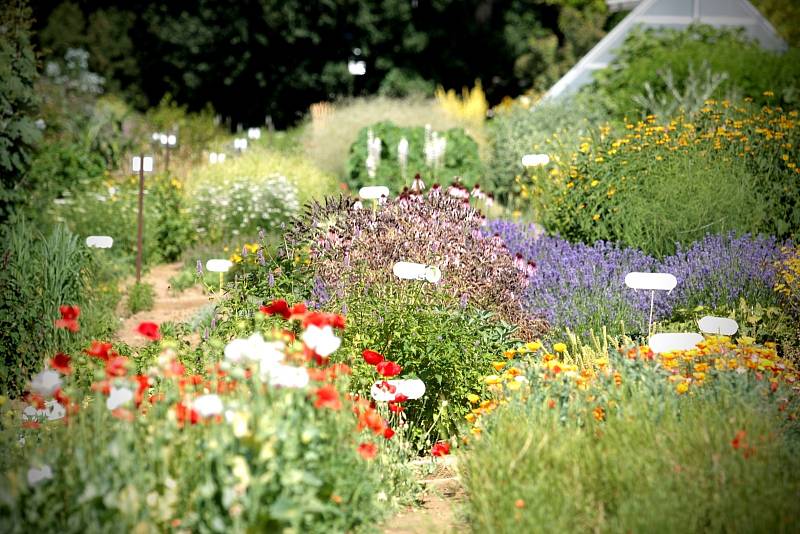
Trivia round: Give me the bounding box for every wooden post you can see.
[165,147,170,174]
[135,154,145,283]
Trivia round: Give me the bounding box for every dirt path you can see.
[382,457,467,534]
[116,262,210,346]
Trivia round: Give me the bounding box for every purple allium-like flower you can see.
[242,244,248,258]
[268,271,275,287]
[258,248,266,266]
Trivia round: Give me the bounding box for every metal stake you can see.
[135,154,145,283]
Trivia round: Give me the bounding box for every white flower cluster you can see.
[190,174,299,239]
[424,124,447,170]
[365,129,382,179]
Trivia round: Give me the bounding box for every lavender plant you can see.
[488,220,784,337]
[287,191,548,339]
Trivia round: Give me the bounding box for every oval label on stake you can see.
[649,332,704,354]
[624,272,677,291]
[521,154,550,167]
[359,186,390,200]
[206,259,233,273]
[424,266,442,283]
[698,316,739,335]
[86,236,113,249]
[370,379,426,402]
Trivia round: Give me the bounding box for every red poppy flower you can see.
[307,368,327,382]
[731,430,747,450]
[165,360,185,377]
[357,442,378,460]
[91,379,111,395]
[431,441,450,457]
[327,363,352,379]
[260,299,291,319]
[54,388,70,407]
[55,305,80,332]
[313,384,341,410]
[105,356,128,377]
[111,408,135,422]
[302,312,345,329]
[24,392,45,409]
[85,341,114,361]
[388,402,404,413]
[393,393,409,403]
[134,375,151,406]
[383,427,395,440]
[357,408,385,434]
[289,302,307,319]
[22,421,40,429]
[175,402,200,426]
[137,322,161,340]
[378,380,397,394]
[376,360,402,378]
[362,349,385,366]
[49,353,72,374]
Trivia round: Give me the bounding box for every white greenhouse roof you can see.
[543,0,788,100]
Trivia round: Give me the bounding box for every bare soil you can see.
[115,262,210,346]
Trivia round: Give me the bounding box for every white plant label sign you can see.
[698,316,739,335]
[649,332,704,354]
[624,272,677,292]
[206,259,233,273]
[393,262,441,283]
[132,156,154,172]
[86,236,113,249]
[359,186,390,200]
[370,379,426,402]
[521,153,550,167]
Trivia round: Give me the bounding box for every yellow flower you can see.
[676,382,689,394]
[738,336,755,346]
[506,380,522,392]
[592,214,601,222]
[465,413,477,423]
[492,361,507,372]
[503,349,517,359]
[230,254,243,263]
[467,394,480,404]
[763,90,774,97]
[525,341,542,352]
[590,179,599,187]
[553,343,567,353]
[484,375,502,385]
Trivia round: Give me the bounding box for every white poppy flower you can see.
[106,386,134,411]
[193,394,224,417]
[224,334,284,368]
[30,370,61,397]
[301,325,341,357]
[44,399,66,421]
[266,364,309,388]
[27,465,53,487]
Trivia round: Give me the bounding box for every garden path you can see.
[116,262,210,346]
[382,457,466,533]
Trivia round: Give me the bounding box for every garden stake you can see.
[135,154,145,283]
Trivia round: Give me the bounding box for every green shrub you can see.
[48,173,191,266]
[187,174,299,243]
[378,68,434,98]
[188,146,337,207]
[487,96,608,205]
[527,100,799,257]
[460,349,800,533]
[126,281,155,314]
[584,25,800,120]
[0,2,41,222]
[0,221,119,397]
[338,284,518,445]
[346,121,483,193]
[301,96,485,180]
